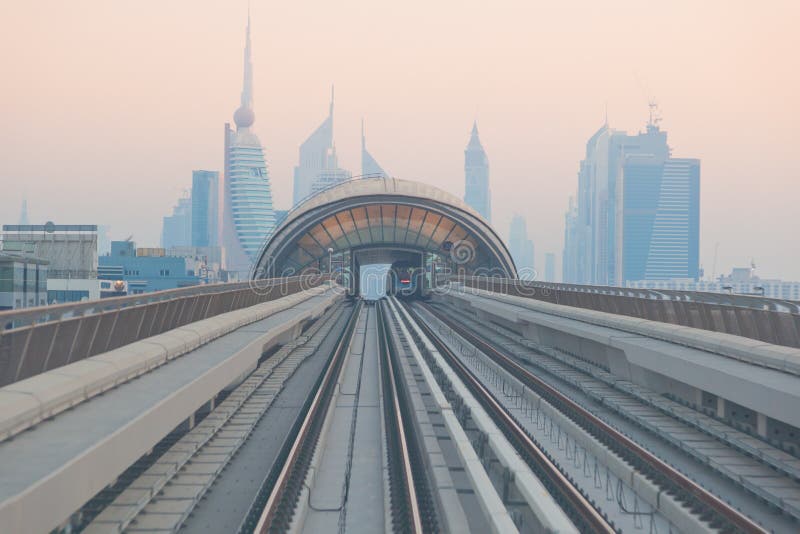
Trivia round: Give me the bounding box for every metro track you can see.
[417,300,770,534]
[399,300,615,533]
[87,294,790,533]
[244,300,431,534]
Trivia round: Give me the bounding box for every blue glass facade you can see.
[620,157,700,282]
[564,122,698,285]
[191,170,219,248]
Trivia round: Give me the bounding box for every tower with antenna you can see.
[647,99,662,131]
[221,7,276,276]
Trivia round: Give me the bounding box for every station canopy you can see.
[253,177,516,278]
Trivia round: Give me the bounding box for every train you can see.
[386,260,426,298]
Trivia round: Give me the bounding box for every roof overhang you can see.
[253,177,516,278]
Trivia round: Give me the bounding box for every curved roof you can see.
[253,177,516,278]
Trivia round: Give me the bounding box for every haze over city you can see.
[1,0,798,279]
[6,3,800,533]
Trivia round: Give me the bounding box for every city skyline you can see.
[1,1,798,280]
[221,11,276,274]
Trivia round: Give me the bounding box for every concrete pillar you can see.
[757,412,768,438]
[188,413,195,430]
[716,397,725,419]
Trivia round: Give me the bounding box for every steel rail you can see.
[421,302,769,534]
[401,301,614,533]
[248,301,362,534]
[377,301,424,534]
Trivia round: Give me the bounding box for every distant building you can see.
[508,215,534,279]
[99,241,200,294]
[627,266,800,301]
[162,193,192,249]
[361,120,388,178]
[0,252,48,310]
[563,111,700,285]
[97,225,111,256]
[544,252,556,282]
[464,121,491,222]
[221,13,276,277]
[191,170,219,248]
[18,199,29,226]
[309,126,352,197]
[562,196,586,283]
[293,88,351,204]
[618,155,700,283]
[2,223,99,303]
[168,245,222,284]
[274,210,289,228]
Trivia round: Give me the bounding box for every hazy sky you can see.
[1,1,798,280]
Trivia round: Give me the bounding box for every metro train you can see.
[386,261,425,298]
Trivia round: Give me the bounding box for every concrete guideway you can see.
[292,305,387,533]
[450,283,800,376]
[0,283,338,442]
[178,305,355,533]
[269,298,550,533]
[417,303,715,533]
[0,287,342,534]
[441,286,800,433]
[389,297,579,534]
[83,301,346,533]
[424,298,787,532]
[441,303,800,489]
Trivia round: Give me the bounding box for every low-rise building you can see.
[1,223,99,304]
[0,252,48,310]
[626,266,800,300]
[99,241,201,294]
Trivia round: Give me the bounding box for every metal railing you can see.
[0,275,331,387]
[454,276,800,348]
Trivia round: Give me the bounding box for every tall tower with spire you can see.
[221,10,276,276]
[464,121,491,222]
[293,87,351,205]
[361,119,388,178]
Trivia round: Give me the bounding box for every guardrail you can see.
[455,276,800,348]
[0,275,331,387]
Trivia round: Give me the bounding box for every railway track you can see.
[243,301,363,533]
[244,300,431,534]
[395,299,615,533]
[434,300,800,525]
[418,300,770,533]
[84,294,789,533]
[376,300,427,533]
[83,302,347,533]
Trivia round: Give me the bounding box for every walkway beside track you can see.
[0,290,340,534]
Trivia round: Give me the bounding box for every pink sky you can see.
[1,0,798,280]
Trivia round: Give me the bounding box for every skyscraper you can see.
[464,121,491,222]
[508,214,534,279]
[545,252,556,282]
[293,88,351,205]
[162,193,192,249]
[563,112,700,285]
[191,170,219,248]
[309,137,352,196]
[18,199,29,225]
[361,119,388,178]
[221,12,276,275]
[618,156,700,283]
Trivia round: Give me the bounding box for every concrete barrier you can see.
[0,285,337,442]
